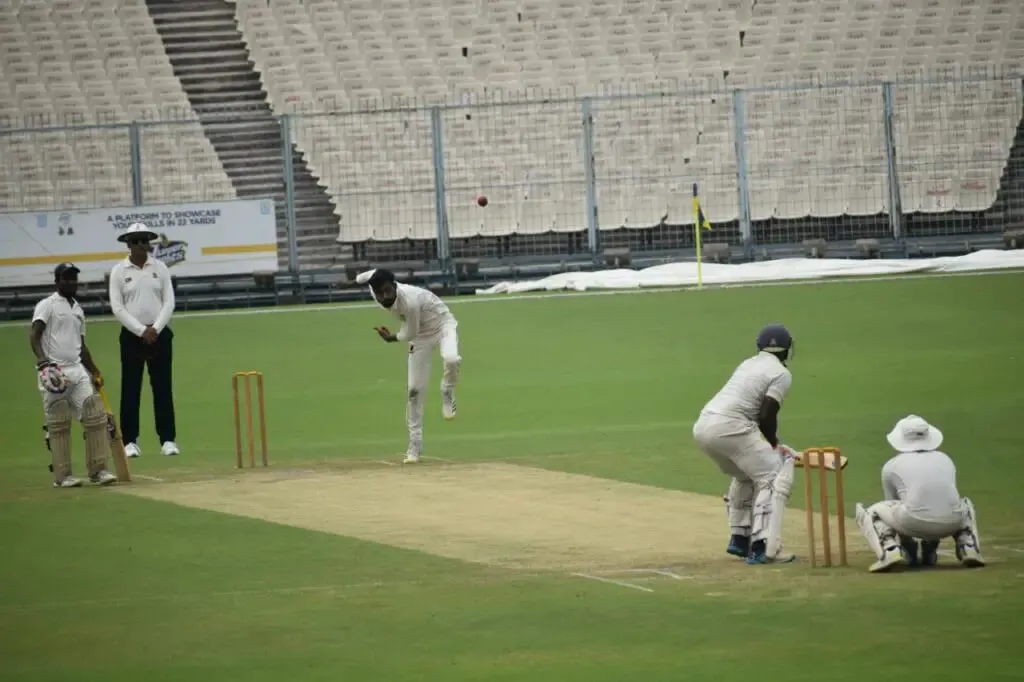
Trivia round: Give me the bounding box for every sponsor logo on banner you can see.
[152,234,190,269]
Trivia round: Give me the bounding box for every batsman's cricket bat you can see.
[98,388,132,483]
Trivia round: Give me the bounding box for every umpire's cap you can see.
[117,222,159,243]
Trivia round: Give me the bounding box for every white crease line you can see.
[375,460,398,467]
[650,569,689,580]
[131,474,165,482]
[2,267,1021,330]
[994,546,1024,553]
[571,572,654,593]
[596,568,689,580]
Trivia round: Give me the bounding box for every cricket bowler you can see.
[692,323,798,565]
[854,415,984,572]
[357,268,461,463]
[31,262,118,488]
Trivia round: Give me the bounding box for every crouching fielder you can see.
[855,415,984,573]
[31,262,117,488]
[357,268,461,463]
[693,324,798,565]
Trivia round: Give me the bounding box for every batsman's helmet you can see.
[756,323,793,362]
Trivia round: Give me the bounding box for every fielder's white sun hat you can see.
[886,415,944,452]
[117,222,159,243]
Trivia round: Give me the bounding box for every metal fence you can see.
[2,71,1022,272]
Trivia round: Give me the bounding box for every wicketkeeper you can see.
[855,415,984,572]
[31,262,117,488]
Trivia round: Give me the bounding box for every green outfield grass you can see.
[1,272,1023,681]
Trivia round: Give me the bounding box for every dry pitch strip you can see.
[116,460,859,590]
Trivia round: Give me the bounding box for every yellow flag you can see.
[692,183,712,231]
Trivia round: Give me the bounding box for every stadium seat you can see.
[0,0,235,212]
[2,0,1022,244]
[229,0,1022,242]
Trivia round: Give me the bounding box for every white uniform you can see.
[32,293,95,418]
[692,351,795,559]
[855,415,984,571]
[693,351,792,482]
[376,283,461,456]
[877,450,966,539]
[108,255,175,336]
[33,290,114,487]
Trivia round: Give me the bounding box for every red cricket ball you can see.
[477,195,488,207]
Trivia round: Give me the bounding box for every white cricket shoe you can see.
[90,470,118,486]
[403,440,422,464]
[869,547,906,573]
[958,546,986,568]
[124,443,141,458]
[442,387,457,420]
[161,441,180,456]
[53,476,83,489]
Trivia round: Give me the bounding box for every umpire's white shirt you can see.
[109,256,175,336]
[381,283,455,343]
[32,293,85,366]
[698,352,793,432]
[882,451,964,524]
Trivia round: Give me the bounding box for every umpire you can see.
[108,222,179,458]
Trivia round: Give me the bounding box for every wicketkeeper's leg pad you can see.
[46,399,73,482]
[80,393,110,477]
[954,497,984,565]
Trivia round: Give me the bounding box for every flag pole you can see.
[693,182,703,289]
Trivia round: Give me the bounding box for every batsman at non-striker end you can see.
[31,262,118,488]
[357,268,461,464]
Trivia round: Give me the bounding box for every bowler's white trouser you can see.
[407,322,461,445]
[871,500,966,541]
[39,362,95,420]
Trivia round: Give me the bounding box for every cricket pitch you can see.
[118,462,850,571]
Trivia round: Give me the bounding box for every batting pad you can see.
[80,394,109,476]
[118,463,859,572]
[46,400,73,482]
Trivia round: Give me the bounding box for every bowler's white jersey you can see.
[882,451,964,522]
[378,283,456,343]
[32,293,86,367]
[699,351,792,429]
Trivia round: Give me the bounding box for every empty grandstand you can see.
[1,0,1022,315]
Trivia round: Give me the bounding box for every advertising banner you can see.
[0,198,278,286]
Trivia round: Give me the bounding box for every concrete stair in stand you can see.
[144,0,350,271]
